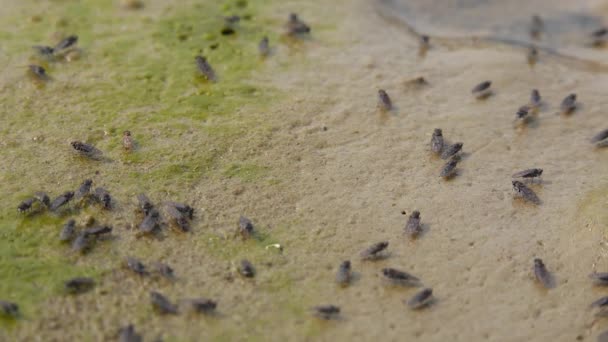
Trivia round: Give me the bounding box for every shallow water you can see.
[378,0,608,65]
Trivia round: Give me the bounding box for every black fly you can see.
[312,305,340,320]
[336,260,352,287]
[150,291,178,315]
[404,211,422,238]
[60,219,77,242]
[360,241,389,260]
[195,55,217,82]
[512,168,543,179]
[441,142,463,160]
[64,277,95,294]
[382,268,421,286]
[472,81,492,99]
[513,181,541,204]
[377,89,392,111]
[50,191,75,211]
[286,13,311,36]
[533,258,553,288]
[238,259,255,278]
[431,129,443,155]
[406,288,434,309]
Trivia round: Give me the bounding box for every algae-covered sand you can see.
[1,0,608,341]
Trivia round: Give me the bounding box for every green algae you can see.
[0,0,283,334]
[0,213,102,324]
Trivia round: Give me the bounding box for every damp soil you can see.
[1,0,608,341]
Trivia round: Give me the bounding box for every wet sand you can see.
[1,0,608,341]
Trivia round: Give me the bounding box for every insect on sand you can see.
[472,81,492,99]
[377,89,392,111]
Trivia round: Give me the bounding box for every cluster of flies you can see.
[28,35,80,81]
[8,5,608,341]
[194,13,310,82]
[6,13,314,339]
[531,263,608,340]
[474,86,546,205]
[329,238,433,318]
[320,211,432,319]
[430,129,464,179]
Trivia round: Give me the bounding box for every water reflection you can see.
[376,0,608,65]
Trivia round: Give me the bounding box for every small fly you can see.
[71,141,103,159]
[405,76,429,89]
[75,179,93,200]
[404,211,422,238]
[50,191,75,211]
[94,187,112,210]
[137,193,154,216]
[17,198,36,213]
[64,277,95,294]
[419,35,430,56]
[560,93,577,114]
[441,142,463,160]
[140,208,161,234]
[166,202,194,220]
[126,257,148,276]
[54,35,78,52]
[431,129,443,155]
[405,288,434,309]
[360,241,389,260]
[286,13,311,36]
[71,232,93,253]
[533,258,553,288]
[336,260,352,287]
[382,268,421,287]
[238,215,254,238]
[312,305,340,320]
[165,205,190,232]
[377,89,392,111]
[440,155,461,179]
[513,181,540,205]
[0,301,19,318]
[590,129,608,144]
[512,168,543,179]
[28,65,49,81]
[60,219,77,242]
[472,81,492,99]
[238,259,255,278]
[150,291,178,315]
[32,45,54,57]
[590,273,608,286]
[195,55,217,82]
[154,262,175,280]
[515,105,530,122]
[184,298,217,314]
[590,296,608,308]
[122,131,134,151]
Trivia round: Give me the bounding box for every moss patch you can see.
[0,0,282,331]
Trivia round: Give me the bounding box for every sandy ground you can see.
[2,0,608,341]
